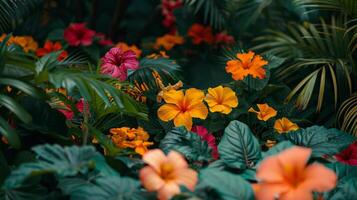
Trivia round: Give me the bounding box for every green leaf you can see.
[0,116,20,149]
[128,57,182,90]
[0,78,44,99]
[242,70,270,91]
[218,120,261,169]
[59,176,146,200]
[198,168,254,200]
[3,145,101,189]
[285,126,356,157]
[262,141,294,158]
[0,94,32,124]
[324,162,357,200]
[159,127,212,162]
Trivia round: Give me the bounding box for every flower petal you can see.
[167,151,188,170]
[188,102,208,119]
[222,87,238,108]
[139,166,165,191]
[157,182,180,200]
[174,168,198,191]
[300,163,337,192]
[254,183,290,200]
[142,149,167,173]
[158,104,181,122]
[185,88,205,106]
[162,89,184,105]
[173,112,193,130]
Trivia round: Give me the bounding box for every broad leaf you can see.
[198,168,254,200]
[59,176,146,200]
[262,141,294,158]
[285,126,356,157]
[159,127,212,162]
[218,120,261,169]
[3,145,101,189]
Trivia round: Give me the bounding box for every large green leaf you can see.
[0,116,20,149]
[324,163,357,200]
[261,141,295,159]
[59,176,146,200]
[218,120,261,169]
[198,168,254,200]
[159,127,212,162]
[3,145,101,189]
[284,126,356,157]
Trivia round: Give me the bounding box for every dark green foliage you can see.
[160,126,212,162]
[218,120,261,169]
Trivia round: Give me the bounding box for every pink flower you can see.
[96,33,113,46]
[254,146,337,200]
[58,98,88,120]
[335,141,357,166]
[139,149,198,200]
[64,23,96,46]
[191,126,219,159]
[100,47,139,81]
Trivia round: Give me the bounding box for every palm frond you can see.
[128,58,182,90]
[254,18,355,111]
[0,0,42,32]
[337,93,357,135]
[294,0,357,17]
[184,0,227,29]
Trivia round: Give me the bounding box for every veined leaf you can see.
[218,120,261,169]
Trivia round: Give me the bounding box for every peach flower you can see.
[254,146,337,200]
[140,149,198,200]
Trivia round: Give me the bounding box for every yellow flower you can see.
[116,42,142,58]
[109,127,153,155]
[248,103,277,121]
[204,86,238,114]
[157,88,208,130]
[274,117,299,134]
[156,80,183,103]
[225,51,268,81]
[155,34,184,50]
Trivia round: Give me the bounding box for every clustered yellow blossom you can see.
[0,33,38,52]
[109,127,153,155]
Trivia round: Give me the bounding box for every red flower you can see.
[59,98,88,120]
[214,31,234,46]
[187,23,214,45]
[335,141,357,166]
[96,33,113,46]
[100,47,139,81]
[36,40,68,61]
[64,23,96,46]
[161,0,183,32]
[191,125,219,159]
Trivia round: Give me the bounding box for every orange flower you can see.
[140,149,198,200]
[12,36,38,52]
[109,127,153,155]
[156,80,183,103]
[36,40,68,61]
[254,146,337,200]
[155,34,184,50]
[248,103,277,121]
[157,88,208,130]
[116,42,142,58]
[147,51,169,59]
[225,51,268,80]
[204,86,238,114]
[187,23,214,45]
[274,117,299,134]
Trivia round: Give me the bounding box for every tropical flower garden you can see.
[0,0,356,199]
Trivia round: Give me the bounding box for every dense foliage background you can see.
[0,0,356,199]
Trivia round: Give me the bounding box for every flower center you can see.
[283,164,304,188]
[160,163,175,181]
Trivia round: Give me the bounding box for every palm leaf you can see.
[0,0,42,32]
[337,93,357,135]
[254,18,355,111]
[294,0,357,17]
[128,57,182,90]
[185,0,227,29]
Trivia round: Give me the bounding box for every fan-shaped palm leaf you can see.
[294,0,357,17]
[254,18,355,111]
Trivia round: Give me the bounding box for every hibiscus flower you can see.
[64,23,96,46]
